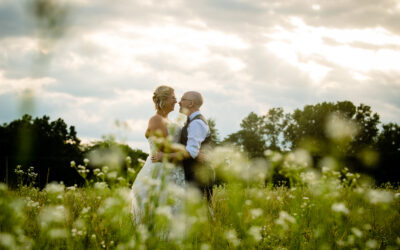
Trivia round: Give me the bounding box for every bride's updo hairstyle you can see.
[153,85,174,111]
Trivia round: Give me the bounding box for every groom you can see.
[178,91,214,201]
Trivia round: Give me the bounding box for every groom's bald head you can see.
[184,91,203,108]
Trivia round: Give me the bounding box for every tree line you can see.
[1,100,399,187]
[216,101,399,184]
[0,114,147,188]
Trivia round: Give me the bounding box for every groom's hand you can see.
[151,152,163,162]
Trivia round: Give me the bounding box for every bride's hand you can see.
[151,151,163,162]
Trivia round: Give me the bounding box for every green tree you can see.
[224,112,266,158]
[375,123,400,183]
[0,115,83,188]
[351,104,380,152]
[263,107,288,151]
[284,101,380,154]
[207,118,221,146]
[284,101,356,152]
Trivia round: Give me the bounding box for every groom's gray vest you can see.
[179,114,211,184]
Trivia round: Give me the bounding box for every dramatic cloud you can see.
[0,0,399,151]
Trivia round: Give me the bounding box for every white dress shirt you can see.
[186,111,210,159]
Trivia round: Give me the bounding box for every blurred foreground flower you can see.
[325,113,358,142]
[331,202,349,215]
[366,190,393,204]
[275,211,296,230]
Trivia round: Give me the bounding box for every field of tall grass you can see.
[1,146,399,249]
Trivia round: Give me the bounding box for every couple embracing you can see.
[130,85,214,222]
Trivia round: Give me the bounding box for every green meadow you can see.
[1,146,399,250]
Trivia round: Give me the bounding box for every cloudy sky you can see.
[1,0,400,152]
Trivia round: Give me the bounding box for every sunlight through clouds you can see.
[0,71,55,95]
[266,17,400,83]
[85,23,249,74]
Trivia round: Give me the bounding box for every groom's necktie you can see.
[185,117,190,127]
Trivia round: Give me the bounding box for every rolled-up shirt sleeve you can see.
[186,120,209,158]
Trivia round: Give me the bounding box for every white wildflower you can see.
[166,183,185,199]
[248,226,262,242]
[250,208,263,219]
[0,183,8,191]
[279,211,296,223]
[245,200,252,206]
[81,207,90,214]
[39,205,67,228]
[0,233,16,249]
[170,214,187,240]
[365,239,378,249]
[106,171,118,181]
[155,206,172,220]
[275,211,296,230]
[44,182,65,194]
[347,235,355,245]
[94,182,108,190]
[366,190,393,204]
[325,114,358,141]
[331,202,349,215]
[48,228,67,239]
[225,229,240,247]
[201,243,210,250]
[351,227,363,238]
[137,224,149,241]
[96,172,105,178]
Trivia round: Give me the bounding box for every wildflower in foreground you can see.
[248,226,262,242]
[275,211,296,230]
[351,227,363,238]
[250,208,263,219]
[44,182,65,195]
[0,233,16,249]
[366,190,394,204]
[331,202,349,215]
[155,206,173,221]
[365,239,378,249]
[48,228,67,239]
[39,205,67,228]
[225,229,240,247]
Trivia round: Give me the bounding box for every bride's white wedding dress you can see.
[130,122,185,223]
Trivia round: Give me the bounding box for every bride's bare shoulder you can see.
[145,114,167,138]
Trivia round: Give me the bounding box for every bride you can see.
[130,85,186,224]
